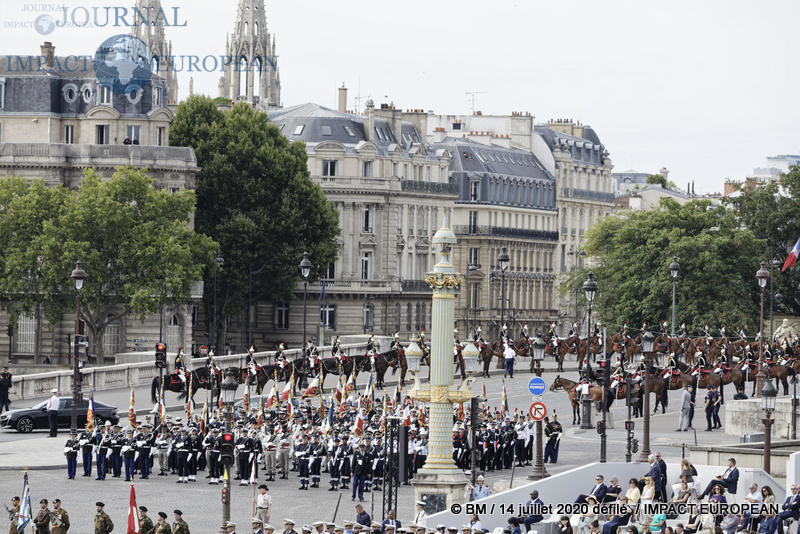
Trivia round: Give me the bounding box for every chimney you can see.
[366,99,375,142]
[40,41,54,68]
[338,83,347,113]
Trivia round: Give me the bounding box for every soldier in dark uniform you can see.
[295,434,310,490]
[679,323,688,337]
[187,427,201,482]
[568,322,578,337]
[310,433,325,488]
[64,431,79,479]
[79,428,93,477]
[109,424,124,478]
[174,428,190,483]
[123,429,137,481]
[361,436,374,493]
[328,436,341,491]
[207,428,221,484]
[543,415,562,463]
[236,427,253,485]
[136,424,154,479]
[339,432,352,489]
[503,422,516,469]
[0,366,12,414]
[371,437,384,492]
[351,442,369,501]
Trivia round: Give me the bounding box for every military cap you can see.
[40,499,48,504]
[53,499,61,503]
[264,525,275,531]
[313,522,324,527]
[303,526,313,533]
[284,519,296,525]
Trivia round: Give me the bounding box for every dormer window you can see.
[343,126,355,136]
[293,124,305,135]
[99,85,112,105]
[321,125,332,136]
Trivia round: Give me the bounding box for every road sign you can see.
[528,376,546,396]
[530,402,547,421]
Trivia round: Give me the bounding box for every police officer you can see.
[64,431,79,479]
[295,433,310,490]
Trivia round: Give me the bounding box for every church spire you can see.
[131,0,178,103]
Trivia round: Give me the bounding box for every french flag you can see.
[782,236,800,272]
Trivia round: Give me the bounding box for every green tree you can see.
[646,174,678,190]
[46,167,216,363]
[170,96,340,348]
[563,198,765,333]
[726,164,800,315]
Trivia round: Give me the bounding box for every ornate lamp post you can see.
[669,257,680,337]
[70,261,87,435]
[637,330,655,461]
[219,372,238,534]
[756,262,770,397]
[299,252,312,353]
[465,263,479,336]
[761,378,777,474]
[461,341,480,488]
[498,247,510,331]
[583,272,598,343]
[568,247,586,333]
[410,216,475,512]
[528,337,550,480]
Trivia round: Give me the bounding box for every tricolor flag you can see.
[159,385,167,426]
[302,376,320,398]
[352,398,365,436]
[286,378,295,422]
[782,236,800,272]
[201,394,209,435]
[418,405,427,426]
[85,392,96,433]
[501,379,508,418]
[127,484,140,534]
[344,368,356,394]
[185,376,193,421]
[333,375,345,404]
[16,471,32,532]
[243,390,250,414]
[362,374,374,411]
[279,372,295,402]
[401,399,412,427]
[264,385,278,409]
[338,398,349,418]
[257,395,264,426]
[128,385,137,429]
[379,396,387,435]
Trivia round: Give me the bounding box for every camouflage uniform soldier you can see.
[94,502,114,534]
[172,510,190,534]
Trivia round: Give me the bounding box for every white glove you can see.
[122,445,131,453]
[79,439,89,446]
[237,444,245,450]
[63,447,71,454]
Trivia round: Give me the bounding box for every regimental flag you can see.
[85,392,96,433]
[782,236,800,272]
[326,399,335,429]
[128,385,137,429]
[257,395,264,426]
[362,374,374,411]
[201,394,209,435]
[127,483,140,534]
[482,381,487,400]
[338,397,348,419]
[501,379,508,419]
[379,396,387,435]
[159,384,167,426]
[264,385,278,409]
[344,368,356,394]
[334,374,345,404]
[286,376,295,422]
[302,376,320,398]
[16,471,32,533]
[401,398,412,427]
[243,390,250,414]
[456,402,465,422]
[352,397,365,437]
[419,405,427,426]
[279,372,294,402]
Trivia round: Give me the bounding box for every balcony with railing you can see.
[401,280,432,292]
[400,180,459,195]
[453,225,559,241]
[561,187,615,203]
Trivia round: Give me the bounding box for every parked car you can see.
[0,397,119,433]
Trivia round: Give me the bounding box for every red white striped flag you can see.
[128,385,137,429]
[127,484,140,534]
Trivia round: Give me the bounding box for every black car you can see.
[0,397,120,433]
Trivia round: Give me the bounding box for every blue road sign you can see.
[528,376,546,396]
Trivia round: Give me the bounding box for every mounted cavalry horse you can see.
[549,375,606,426]
[151,364,221,406]
[543,334,579,373]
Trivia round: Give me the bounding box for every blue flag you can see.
[17,472,32,532]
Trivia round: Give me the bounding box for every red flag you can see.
[128,385,137,429]
[127,484,140,534]
[456,402,465,422]
[302,377,320,398]
[279,372,294,401]
[344,368,356,394]
[264,385,277,409]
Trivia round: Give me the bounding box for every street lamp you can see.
[638,330,655,462]
[69,261,87,435]
[770,258,780,341]
[466,263,479,337]
[211,255,224,350]
[299,252,312,354]
[529,336,550,480]
[497,247,510,332]
[756,262,770,397]
[669,257,680,337]
[568,248,586,334]
[583,272,598,347]
[761,378,777,474]
[248,264,266,349]
[219,371,238,533]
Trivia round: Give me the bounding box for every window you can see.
[413,165,418,180]
[361,252,372,279]
[157,127,165,146]
[403,164,408,179]
[426,166,431,182]
[343,126,355,137]
[126,125,141,144]
[15,315,35,353]
[392,162,398,177]
[362,206,372,233]
[293,124,305,135]
[274,303,289,329]
[104,317,122,356]
[415,303,421,331]
[420,303,426,331]
[363,160,372,177]
[82,85,93,104]
[363,303,374,330]
[408,207,414,235]
[375,128,384,141]
[322,159,337,177]
[0,78,5,109]
[469,247,479,266]
[470,181,479,201]
[326,262,335,279]
[166,314,181,350]
[153,86,163,107]
[98,85,112,105]
[468,210,478,233]
[64,125,74,144]
[469,282,480,308]
[127,87,142,105]
[406,303,412,331]
[320,304,336,330]
[96,125,109,144]
[321,125,332,136]
[452,122,461,130]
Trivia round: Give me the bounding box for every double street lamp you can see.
[761,378,777,474]
[497,248,510,330]
[69,261,87,435]
[669,257,680,337]
[299,252,312,353]
[583,272,598,341]
[637,331,655,462]
[756,262,770,397]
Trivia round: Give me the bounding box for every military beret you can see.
[158,512,167,519]
[139,506,147,512]
[96,502,105,507]
[173,510,183,516]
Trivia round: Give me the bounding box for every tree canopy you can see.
[563,198,765,334]
[170,96,340,348]
[0,168,216,362]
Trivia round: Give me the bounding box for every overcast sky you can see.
[3,0,799,193]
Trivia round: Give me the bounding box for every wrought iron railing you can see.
[561,187,615,203]
[400,180,459,195]
[453,225,559,241]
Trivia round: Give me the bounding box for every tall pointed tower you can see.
[219,0,281,108]
[131,0,179,104]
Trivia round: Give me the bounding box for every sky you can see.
[2,0,799,193]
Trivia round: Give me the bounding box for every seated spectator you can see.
[742,483,763,531]
[577,475,608,504]
[626,527,638,534]
[626,479,641,504]
[709,486,727,504]
[684,505,702,534]
[577,497,598,534]
[672,459,698,496]
[605,477,623,503]
[469,515,483,533]
[523,491,544,532]
[602,496,631,534]
[508,517,522,534]
[719,514,738,534]
[590,521,601,534]
[698,458,738,499]
[675,524,685,534]
[775,484,800,534]
[665,528,674,534]
[641,478,656,505]
[671,482,691,504]
[558,516,573,534]
[650,512,667,534]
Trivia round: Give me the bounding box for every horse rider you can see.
[593,321,602,339]
[701,323,712,342]
[679,323,688,337]
[719,326,727,340]
[366,334,376,355]
[501,323,511,343]
[661,321,669,338]
[306,340,319,370]
[547,322,559,348]
[175,347,187,383]
[332,336,343,356]
[246,345,257,365]
[520,324,529,341]
[389,332,402,352]
[568,322,578,337]
[695,349,708,371]
[640,321,647,336]
[737,327,747,341]
[619,322,629,345]
[276,343,289,370]
[715,346,729,375]
[418,330,429,357]
[473,326,483,344]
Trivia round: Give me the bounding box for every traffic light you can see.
[155,343,167,368]
[470,397,480,429]
[596,421,605,435]
[221,484,229,504]
[597,358,608,382]
[625,420,635,431]
[74,335,89,359]
[631,438,639,453]
[6,324,12,337]
[219,432,235,465]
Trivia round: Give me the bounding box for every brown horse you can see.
[479,341,502,378]
[549,375,604,425]
[576,337,604,368]
[543,335,579,372]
